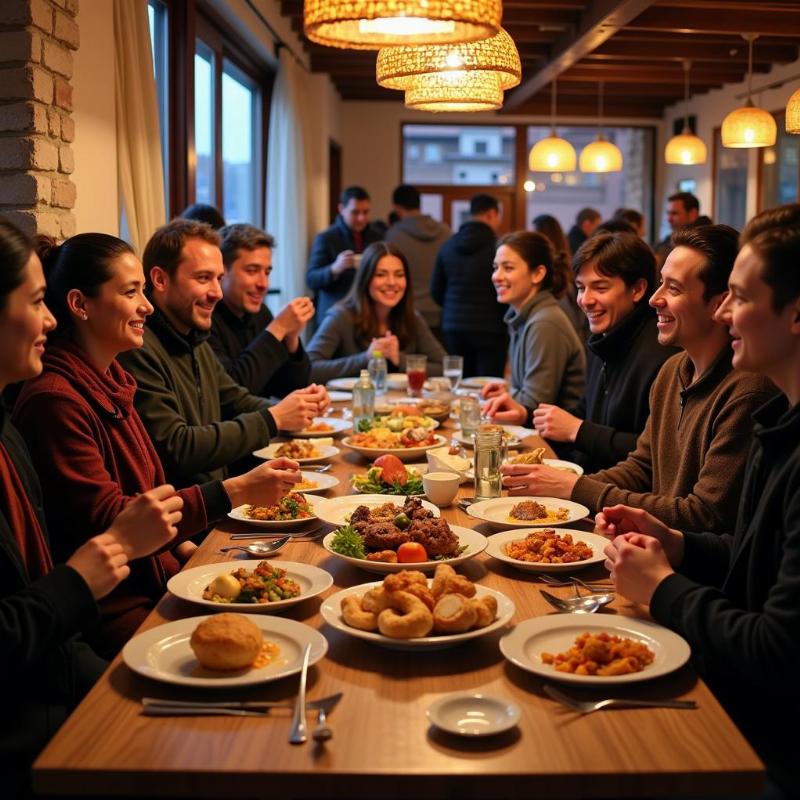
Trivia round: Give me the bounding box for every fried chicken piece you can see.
[383,569,427,594]
[362,521,409,550]
[431,562,476,599]
[408,517,459,557]
[403,496,433,521]
[350,505,372,525]
[365,550,398,563]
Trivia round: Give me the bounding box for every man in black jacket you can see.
[211,224,312,398]
[430,193,508,377]
[306,186,383,320]
[566,207,601,255]
[600,204,800,797]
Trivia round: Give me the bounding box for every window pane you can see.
[194,43,215,205]
[147,1,169,208]
[222,61,259,224]
[403,125,515,186]
[714,130,748,229]
[525,125,654,241]
[761,113,799,210]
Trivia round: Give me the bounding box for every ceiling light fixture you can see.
[721,34,777,148]
[403,70,503,112]
[304,0,501,50]
[528,79,576,172]
[579,81,623,173]
[664,60,707,165]
[786,86,800,134]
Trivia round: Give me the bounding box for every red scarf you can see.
[0,442,53,579]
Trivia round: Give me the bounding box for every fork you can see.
[543,684,697,713]
[539,575,613,592]
[306,464,333,473]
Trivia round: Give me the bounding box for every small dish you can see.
[427,693,521,737]
[327,390,352,403]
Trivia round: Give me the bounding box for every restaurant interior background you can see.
[19,0,800,309]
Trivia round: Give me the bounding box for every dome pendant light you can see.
[721,34,777,148]
[404,70,503,112]
[528,79,577,172]
[579,81,623,173]
[786,86,800,135]
[664,60,707,165]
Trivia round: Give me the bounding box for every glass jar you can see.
[473,429,503,501]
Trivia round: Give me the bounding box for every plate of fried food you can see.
[499,616,691,686]
[505,447,584,476]
[253,438,340,463]
[228,492,321,528]
[322,497,486,574]
[314,494,439,528]
[456,423,525,449]
[368,412,439,431]
[485,528,607,573]
[167,560,334,612]
[341,430,446,462]
[320,565,515,650]
[467,496,590,530]
[122,612,328,687]
[293,470,340,494]
[388,399,451,423]
[283,416,351,437]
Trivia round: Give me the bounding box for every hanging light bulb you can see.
[404,70,503,112]
[722,34,777,148]
[579,82,623,173]
[664,61,707,165]
[304,0,501,50]
[786,86,800,135]
[528,79,577,172]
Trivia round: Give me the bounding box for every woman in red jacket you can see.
[13,233,300,656]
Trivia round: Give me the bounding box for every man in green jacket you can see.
[120,220,327,487]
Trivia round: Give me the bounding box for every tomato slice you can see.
[396,542,428,563]
[374,454,407,485]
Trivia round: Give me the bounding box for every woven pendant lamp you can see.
[579,82,623,173]
[784,87,800,134]
[376,28,520,91]
[664,61,707,165]
[722,34,777,148]
[304,0,501,50]
[528,79,577,172]
[404,70,503,112]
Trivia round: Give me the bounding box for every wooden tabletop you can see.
[33,404,764,798]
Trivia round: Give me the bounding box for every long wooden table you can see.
[33,408,764,798]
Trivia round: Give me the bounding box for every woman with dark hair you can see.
[0,218,182,795]
[480,231,585,413]
[307,241,446,383]
[13,233,301,656]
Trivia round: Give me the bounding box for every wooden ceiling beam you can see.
[509,98,665,116]
[559,65,735,83]
[570,57,769,72]
[623,7,800,36]
[504,0,658,110]
[591,39,797,62]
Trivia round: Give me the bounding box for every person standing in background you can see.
[654,191,701,268]
[567,207,601,255]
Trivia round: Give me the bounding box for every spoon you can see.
[312,705,333,743]
[219,537,290,557]
[307,464,332,473]
[539,588,615,614]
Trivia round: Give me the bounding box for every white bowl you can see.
[422,471,460,507]
[427,693,521,737]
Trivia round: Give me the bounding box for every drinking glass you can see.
[459,395,481,439]
[474,429,503,501]
[405,354,427,398]
[443,355,463,392]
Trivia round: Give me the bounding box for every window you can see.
[147,0,169,207]
[194,41,215,206]
[713,127,748,229]
[760,111,800,211]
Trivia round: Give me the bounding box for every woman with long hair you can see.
[308,241,446,383]
[480,231,585,413]
[0,218,183,795]
[13,233,301,656]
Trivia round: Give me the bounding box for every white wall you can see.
[72,0,118,234]
[657,55,800,236]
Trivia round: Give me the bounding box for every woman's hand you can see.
[603,533,674,605]
[479,381,506,400]
[501,463,578,498]
[532,404,582,443]
[482,392,528,425]
[595,504,685,567]
[108,484,183,560]
[225,457,301,508]
[367,333,400,366]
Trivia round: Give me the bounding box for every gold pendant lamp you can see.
[304,0,501,50]
[664,61,707,165]
[786,86,800,135]
[579,82,623,173]
[404,70,504,112]
[528,79,577,172]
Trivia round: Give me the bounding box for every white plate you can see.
[295,470,340,494]
[427,693,521,737]
[167,560,334,612]
[321,525,487,575]
[253,442,340,463]
[460,376,505,389]
[341,434,446,462]
[328,390,352,402]
[485,528,608,573]
[228,494,322,528]
[351,463,427,496]
[499,616,691,686]
[320,581,514,650]
[283,417,351,437]
[502,456,584,476]
[456,432,522,449]
[122,614,328,688]
[327,377,357,391]
[467,496,590,530]
[314,493,440,527]
[387,373,408,389]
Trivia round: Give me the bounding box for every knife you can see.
[289,643,312,744]
[141,693,342,718]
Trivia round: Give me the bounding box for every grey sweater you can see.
[506,290,585,414]
[307,304,446,384]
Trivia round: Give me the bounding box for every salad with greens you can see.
[351,465,424,495]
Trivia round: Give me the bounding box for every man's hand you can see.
[270,389,323,431]
[66,533,130,600]
[603,533,674,605]
[267,296,314,345]
[479,381,506,400]
[331,250,355,277]
[225,457,301,508]
[501,463,579,498]
[532,403,582,443]
[595,504,685,567]
[482,392,527,425]
[108,485,184,560]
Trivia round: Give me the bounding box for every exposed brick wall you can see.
[0,0,79,239]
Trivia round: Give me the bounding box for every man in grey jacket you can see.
[386,184,450,334]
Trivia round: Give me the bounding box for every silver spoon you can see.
[219,537,290,557]
[307,464,332,473]
[539,575,613,592]
[312,705,333,742]
[539,588,615,614]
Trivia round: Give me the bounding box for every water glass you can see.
[406,354,427,398]
[459,395,481,438]
[443,355,463,392]
[474,429,503,501]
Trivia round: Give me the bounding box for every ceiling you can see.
[278,0,800,117]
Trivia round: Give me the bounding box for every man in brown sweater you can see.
[503,225,776,533]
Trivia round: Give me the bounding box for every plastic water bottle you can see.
[368,349,388,395]
[352,369,375,433]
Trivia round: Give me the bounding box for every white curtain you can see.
[266,48,312,304]
[113,0,166,255]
